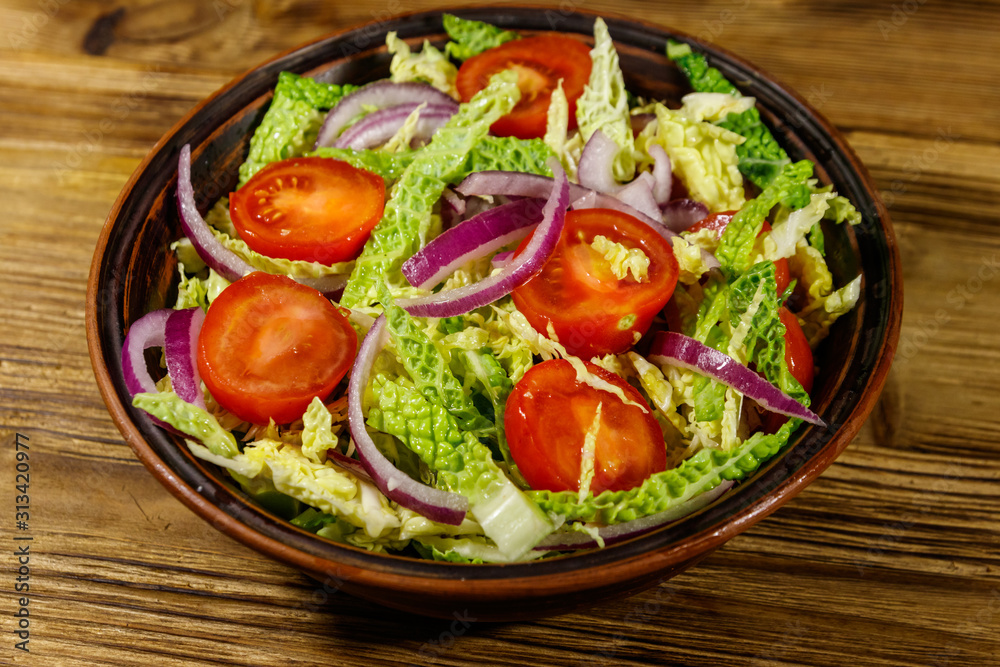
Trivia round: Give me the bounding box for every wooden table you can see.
[2,1,998,664]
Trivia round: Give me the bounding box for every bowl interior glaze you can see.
[87,6,901,620]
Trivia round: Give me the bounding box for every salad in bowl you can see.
[119,14,863,565]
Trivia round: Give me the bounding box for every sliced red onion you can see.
[164,308,206,409]
[535,480,734,551]
[441,187,466,218]
[491,250,513,269]
[662,199,710,232]
[334,102,458,150]
[648,144,673,205]
[395,161,570,318]
[649,332,825,425]
[328,450,374,483]
[347,314,468,525]
[577,129,622,194]
[122,309,177,432]
[401,198,545,289]
[315,81,459,148]
[455,170,589,203]
[614,172,661,221]
[122,309,172,397]
[176,145,254,283]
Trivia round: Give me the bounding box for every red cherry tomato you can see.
[762,307,815,432]
[511,208,679,358]
[230,157,385,264]
[456,34,592,139]
[779,306,814,393]
[505,359,666,494]
[687,211,791,296]
[197,272,357,425]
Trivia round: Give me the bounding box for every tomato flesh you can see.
[456,34,592,139]
[511,208,679,358]
[230,157,385,264]
[197,272,357,424]
[505,359,666,494]
[687,211,791,296]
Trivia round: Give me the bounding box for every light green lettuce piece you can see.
[341,71,521,307]
[382,290,494,436]
[762,191,836,261]
[591,235,649,282]
[799,273,862,347]
[210,225,354,280]
[671,231,717,285]
[789,242,833,304]
[647,103,745,213]
[575,17,635,182]
[543,79,576,176]
[387,32,458,98]
[241,439,401,539]
[366,374,466,472]
[171,237,206,272]
[679,92,756,123]
[416,535,547,563]
[198,196,356,279]
[173,265,231,311]
[628,353,690,440]
[380,103,426,154]
[301,397,341,464]
[716,160,814,275]
[238,72,358,186]
[396,505,483,541]
[443,14,519,61]
[132,391,238,458]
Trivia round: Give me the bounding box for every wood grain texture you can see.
[1,0,998,665]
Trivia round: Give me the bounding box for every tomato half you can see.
[687,211,791,296]
[455,34,592,139]
[505,359,666,494]
[230,157,385,264]
[511,208,679,358]
[197,272,357,425]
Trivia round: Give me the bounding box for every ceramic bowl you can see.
[87,6,902,620]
